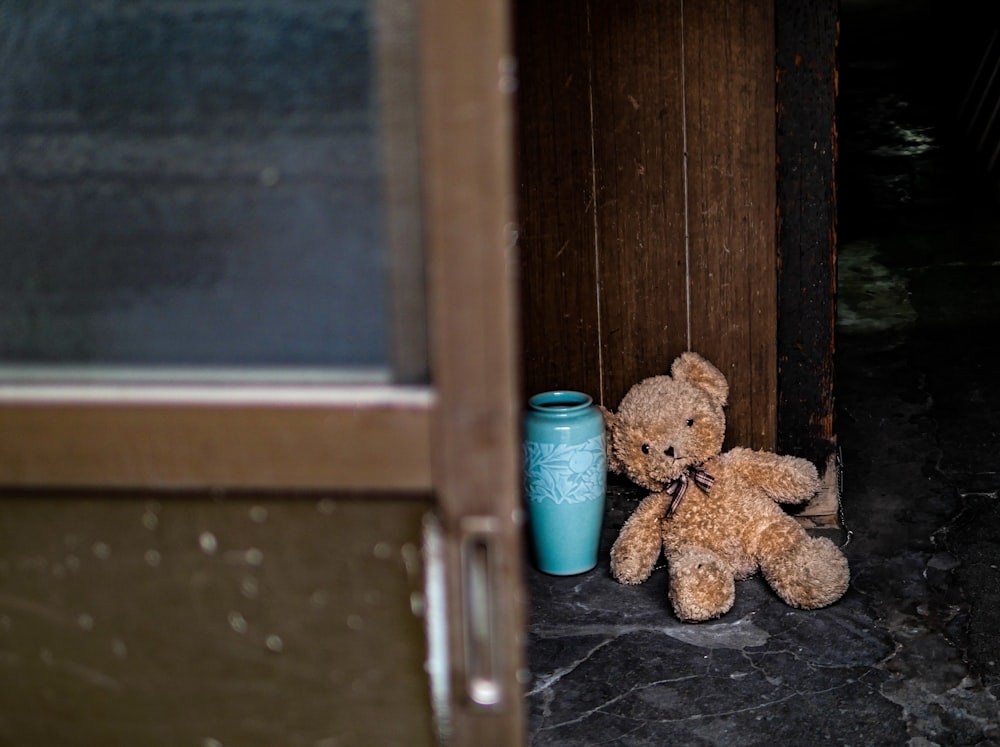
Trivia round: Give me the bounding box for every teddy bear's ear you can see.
[671,352,729,408]
[598,404,624,474]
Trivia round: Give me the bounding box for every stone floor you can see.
[524,2,1000,744]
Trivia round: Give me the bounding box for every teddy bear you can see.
[603,351,850,622]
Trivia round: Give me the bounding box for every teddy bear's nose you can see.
[664,446,675,458]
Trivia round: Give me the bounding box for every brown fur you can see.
[606,352,850,622]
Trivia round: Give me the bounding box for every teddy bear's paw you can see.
[609,539,660,585]
[667,548,736,622]
[762,536,850,610]
[609,495,673,585]
[783,461,822,501]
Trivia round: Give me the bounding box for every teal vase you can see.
[523,391,607,575]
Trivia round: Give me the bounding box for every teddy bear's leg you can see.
[610,493,672,585]
[758,520,850,609]
[667,547,735,622]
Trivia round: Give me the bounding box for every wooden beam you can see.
[0,384,434,492]
[775,0,839,468]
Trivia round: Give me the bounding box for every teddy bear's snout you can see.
[632,442,693,489]
[642,442,679,460]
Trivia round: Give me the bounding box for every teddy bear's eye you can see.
[686,418,695,427]
[641,444,650,454]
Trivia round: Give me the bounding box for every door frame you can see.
[422,0,526,742]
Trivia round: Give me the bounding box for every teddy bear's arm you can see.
[610,492,672,585]
[724,447,820,504]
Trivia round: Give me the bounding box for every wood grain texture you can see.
[775,0,838,467]
[590,0,689,406]
[515,0,602,401]
[516,1,779,449]
[682,0,777,450]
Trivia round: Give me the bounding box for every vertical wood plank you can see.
[684,0,777,450]
[515,1,602,402]
[516,0,780,444]
[421,0,526,743]
[775,0,838,467]
[590,0,689,407]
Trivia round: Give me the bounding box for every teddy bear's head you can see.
[603,352,729,492]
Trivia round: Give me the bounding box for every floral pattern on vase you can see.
[524,434,606,504]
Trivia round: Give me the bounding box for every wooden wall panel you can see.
[684,0,777,449]
[517,0,778,448]
[589,0,689,406]
[516,1,602,402]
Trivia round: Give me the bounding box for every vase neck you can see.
[528,391,593,414]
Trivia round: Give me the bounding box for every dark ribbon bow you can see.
[664,465,715,516]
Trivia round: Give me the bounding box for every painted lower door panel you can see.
[0,493,437,746]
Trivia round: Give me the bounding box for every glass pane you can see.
[0,0,415,375]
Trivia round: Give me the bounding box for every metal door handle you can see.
[460,516,503,707]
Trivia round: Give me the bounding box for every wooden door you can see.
[0,1,525,745]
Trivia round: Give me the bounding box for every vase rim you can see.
[528,390,594,411]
